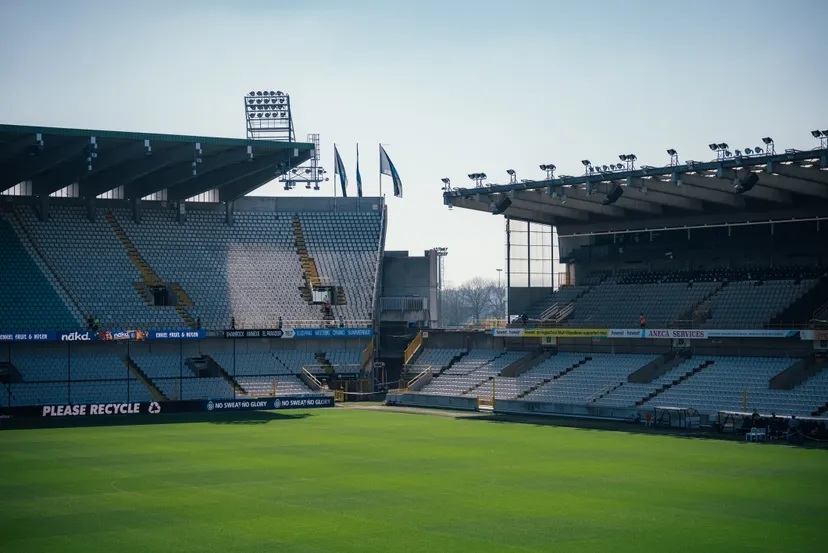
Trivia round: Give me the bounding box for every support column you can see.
[131,197,142,224]
[225,200,235,226]
[86,195,96,222]
[37,194,49,221]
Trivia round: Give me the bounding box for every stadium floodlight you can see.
[708,144,718,151]
[468,173,486,187]
[539,164,555,179]
[812,130,822,138]
[717,143,729,150]
[581,159,591,166]
[667,149,679,166]
[602,165,609,171]
[441,177,452,192]
[724,150,732,158]
[618,154,627,161]
[506,169,517,184]
[441,177,451,184]
[249,91,255,96]
[761,137,775,154]
[506,169,515,175]
[666,149,676,155]
[762,137,773,145]
[745,148,753,155]
[735,149,742,157]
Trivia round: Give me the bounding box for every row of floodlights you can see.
[248,112,288,119]
[248,91,286,97]
[248,97,287,105]
[447,130,826,190]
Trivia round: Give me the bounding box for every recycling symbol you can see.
[206,401,215,411]
[149,402,161,415]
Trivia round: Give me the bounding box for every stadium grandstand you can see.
[0,122,383,409]
[389,132,828,427]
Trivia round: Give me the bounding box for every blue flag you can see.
[356,144,363,197]
[379,145,403,198]
[334,145,348,197]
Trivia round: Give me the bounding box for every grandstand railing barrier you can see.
[540,303,561,321]
[300,368,323,391]
[361,338,374,370]
[406,366,433,392]
[403,331,423,365]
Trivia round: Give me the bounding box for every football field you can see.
[0,408,825,553]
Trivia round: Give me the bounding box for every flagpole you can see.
[333,143,337,201]
[378,143,383,198]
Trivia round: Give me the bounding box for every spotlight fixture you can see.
[581,159,591,166]
[666,149,679,166]
[618,154,628,161]
[735,149,742,157]
[506,169,515,175]
[718,143,729,150]
[762,137,773,145]
[812,130,828,148]
[708,144,718,151]
[666,149,677,156]
[441,177,452,191]
[539,163,556,179]
[745,148,753,155]
[441,178,451,184]
[506,169,517,184]
[468,173,487,187]
[761,137,775,155]
[602,165,609,171]
[811,130,824,138]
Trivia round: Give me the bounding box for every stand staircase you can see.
[105,213,197,328]
[516,356,592,399]
[204,355,246,396]
[291,216,347,311]
[314,352,336,376]
[124,357,168,401]
[637,358,713,406]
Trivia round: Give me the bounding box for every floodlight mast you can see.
[244,90,295,141]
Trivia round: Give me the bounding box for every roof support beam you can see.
[217,151,312,201]
[640,178,745,207]
[0,138,82,191]
[509,191,589,221]
[79,144,185,198]
[682,173,791,204]
[769,162,828,185]
[127,147,246,200]
[588,181,662,214]
[721,168,828,199]
[32,142,146,196]
[544,186,626,217]
[624,178,704,211]
[448,196,556,225]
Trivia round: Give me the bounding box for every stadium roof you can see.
[0,124,314,202]
[444,146,828,235]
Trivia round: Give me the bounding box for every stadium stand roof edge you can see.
[0,124,314,202]
[445,146,828,233]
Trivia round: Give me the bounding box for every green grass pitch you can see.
[1,408,826,553]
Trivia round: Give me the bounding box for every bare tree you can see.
[441,287,470,327]
[487,281,506,320]
[459,277,497,322]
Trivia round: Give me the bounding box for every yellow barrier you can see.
[361,337,374,368]
[334,390,345,402]
[522,328,609,338]
[403,331,423,365]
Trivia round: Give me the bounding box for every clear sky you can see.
[1,0,826,286]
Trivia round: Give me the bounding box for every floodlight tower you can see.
[244,90,295,141]
[435,247,448,327]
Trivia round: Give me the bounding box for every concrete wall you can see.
[386,392,479,411]
[381,250,439,326]
[508,287,554,316]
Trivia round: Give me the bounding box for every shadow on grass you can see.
[454,413,828,450]
[0,410,310,431]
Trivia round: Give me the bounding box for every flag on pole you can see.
[334,145,348,197]
[356,144,363,197]
[379,145,403,198]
